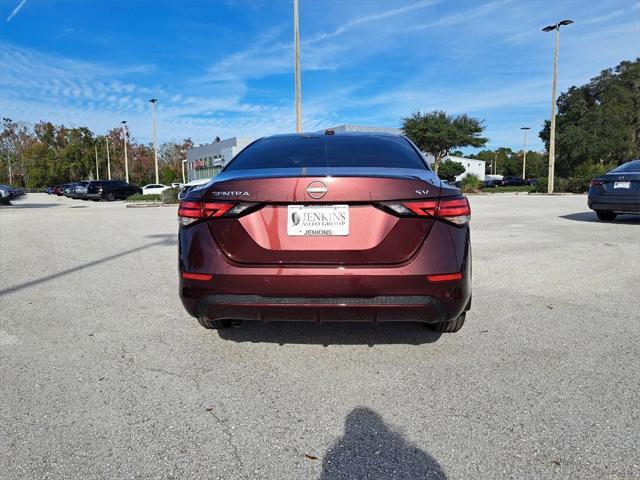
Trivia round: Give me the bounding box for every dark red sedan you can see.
[178,132,471,333]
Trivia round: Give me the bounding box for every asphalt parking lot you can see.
[1,193,638,479]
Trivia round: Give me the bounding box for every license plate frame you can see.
[287,204,349,236]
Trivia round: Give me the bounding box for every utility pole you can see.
[182,159,187,184]
[106,137,111,180]
[494,151,498,175]
[543,19,573,194]
[121,121,129,183]
[293,0,302,133]
[95,143,100,179]
[149,98,159,184]
[521,127,530,179]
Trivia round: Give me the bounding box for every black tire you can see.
[197,317,233,330]
[429,313,466,333]
[596,210,617,221]
[105,192,116,202]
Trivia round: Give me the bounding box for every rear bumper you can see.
[588,197,640,213]
[189,294,453,324]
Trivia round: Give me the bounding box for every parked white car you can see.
[141,184,170,195]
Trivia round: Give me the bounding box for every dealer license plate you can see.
[287,205,349,236]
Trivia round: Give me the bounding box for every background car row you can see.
[48,180,144,201]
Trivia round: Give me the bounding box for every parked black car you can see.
[480,180,498,188]
[500,176,529,186]
[588,160,640,221]
[86,180,142,201]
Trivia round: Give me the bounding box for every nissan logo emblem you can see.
[306,181,327,199]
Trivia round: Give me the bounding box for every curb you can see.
[125,203,178,208]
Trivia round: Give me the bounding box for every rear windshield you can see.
[610,160,640,173]
[224,135,428,171]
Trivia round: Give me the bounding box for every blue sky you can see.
[1,0,638,152]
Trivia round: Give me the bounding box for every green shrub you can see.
[125,194,161,202]
[460,174,481,193]
[488,186,532,193]
[529,176,590,193]
[565,176,591,193]
[161,187,180,204]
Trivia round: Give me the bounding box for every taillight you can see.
[378,196,470,226]
[437,197,471,225]
[590,179,606,187]
[178,201,257,226]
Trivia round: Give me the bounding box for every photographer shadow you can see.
[321,407,446,479]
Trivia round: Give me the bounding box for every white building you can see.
[325,124,402,135]
[424,154,486,181]
[185,137,254,181]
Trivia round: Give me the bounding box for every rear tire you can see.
[596,210,617,221]
[197,317,233,330]
[105,193,116,202]
[429,313,466,333]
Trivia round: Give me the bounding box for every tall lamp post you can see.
[149,98,159,184]
[543,19,573,194]
[520,127,530,179]
[293,0,302,133]
[121,120,129,183]
[106,136,111,180]
[94,143,100,180]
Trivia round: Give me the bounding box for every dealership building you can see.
[185,137,254,182]
[185,127,484,182]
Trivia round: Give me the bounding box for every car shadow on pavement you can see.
[561,212,640,223]
[217,321,442,346]
[0,235,177,296]
[2,203,61,208]
[320,407,446,479]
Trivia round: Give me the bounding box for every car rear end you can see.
[588,160,640,219]
[178,132,472,332]
[86,181,105,200]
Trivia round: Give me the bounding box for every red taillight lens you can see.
[178,201,234,218]
[403,200,438,216]
[590,179,605,187]
[178,201,258,226]
[427,272,463,283]
[384,197,470,225]
[437,197,471,225]
[181,272,213,281]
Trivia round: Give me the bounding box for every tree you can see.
[539,59,640,176]
[402,110,488,172]
[438,160,466,181]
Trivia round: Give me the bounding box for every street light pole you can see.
[293,0,302,133]
[543,19,573,194]
[106,137,111,180]
[149,98,159,184]
[182,159,187,184]
[121,121,129,183]
[95,143,100,179]
[520,127,530,179]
